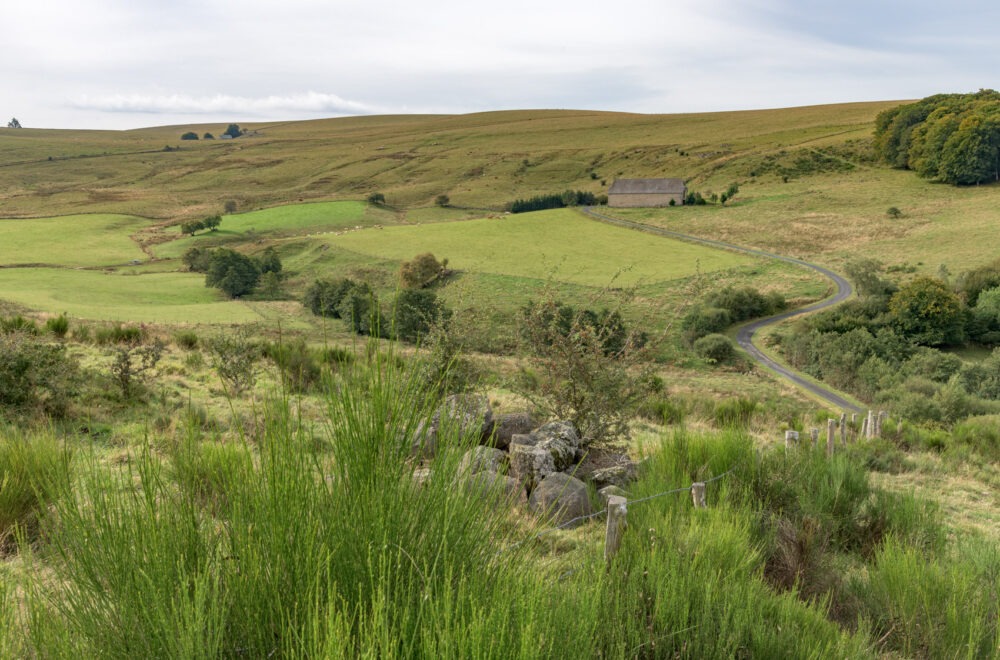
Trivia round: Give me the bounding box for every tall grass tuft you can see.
[0,431,71,553]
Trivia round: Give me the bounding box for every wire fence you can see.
[497,464,740,557]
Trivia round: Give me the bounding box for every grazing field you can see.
[151,201,395,258]
[0,268,265,323]
[0,214,149,267]
[329,208,757,287]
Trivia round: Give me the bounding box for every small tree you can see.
[367,192,385,205]
[202,215,222,232]
[224,200,238,214]
[205,249,261,298]
[434,194,450,207]
[399,252,446,288]
[303,278,357,318]
[255,246,282,274]
[203,132,215,140]
[392,289,445,343]
[206,327,260,396]
[109,340,164,398]
[181,220,204,236]
[180,132,199,140]
[182,247,213,272]
[6,118,21,129]
[224,124,243,138]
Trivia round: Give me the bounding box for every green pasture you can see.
[0,268,265,323]
[330,208,755,287]
[153,201,392,259]
[0,214,149,267]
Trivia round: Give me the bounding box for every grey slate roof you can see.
[608,178,686,194]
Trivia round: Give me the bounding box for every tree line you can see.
[874,90,1000,185]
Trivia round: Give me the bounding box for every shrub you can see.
[399,252,446,289]
[681,306,732,344]
[182,247,213,273]
[109,340,164,398]
[224,200,238,214]
[339,284,381,336]
[886,206,903,219]
[267,339,322,393]
[303,278,357,318]
[205,249,261,298]
[366,192,385,205]
[693,333,737,364]
[0,315,38,335]
[434,194,450,207]
[392,289,444,343]
[0,332,78,416]
[206,327,260,396]
[180,132,199,140]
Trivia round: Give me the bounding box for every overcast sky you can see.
[3,0,999,130]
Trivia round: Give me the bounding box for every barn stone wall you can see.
[607,192,684,208]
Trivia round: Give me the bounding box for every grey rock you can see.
[528,472,593,526]
[458,446,506,476]
[490,412,536,450]
[573,449,637,488]
[508,442,555,494]
[412,394,494,457]
[464,472,522,502]
[527,421,581,471]
[598,485,627,505]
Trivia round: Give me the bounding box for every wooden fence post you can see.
[810,428,819,448]
[866,410,875,440]
[851,413,858,441]
[784,430,799,449]
[604,495,627,563]
[691,482,707,508]
[840,412,847,446]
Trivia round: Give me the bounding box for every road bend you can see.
[580,207,863,413]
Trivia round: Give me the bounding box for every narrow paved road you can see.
[581,207,863,413]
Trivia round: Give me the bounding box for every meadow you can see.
[0,214,150,267]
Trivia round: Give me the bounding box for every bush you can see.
[0,315,38,335]
[434,194,450,207]
[399,253,446,289]
[392,289,444,343]
[0,333,78,416]
[693,333,737,364]
[205,249,261,298]
[206,327,261,396]
[182,247,213,273]
[303,278,357,318]
[267,339,322,393]
[180,132,199,140]
[366,192,385,205]
[109,341,164,398]
[339,284,381,336]
[681,306,733,344]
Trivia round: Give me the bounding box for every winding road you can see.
[580,207,863,413]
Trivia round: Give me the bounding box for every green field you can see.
[153,201,394,258]
[0,268,265,323]
[330,208,755,287]
[0,214,149,267]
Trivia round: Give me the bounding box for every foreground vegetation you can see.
[0,352,996,658]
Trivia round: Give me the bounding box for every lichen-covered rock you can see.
[526,421,581,471]
[509,442,555,495]
[412,394,494,457]
[598,485,627,505]
[458,446,506,476]
[573,449,637,488]
[490,411,536,450]
[528,472,593,526]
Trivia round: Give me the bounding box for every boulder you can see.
[464,471,522,502]
[412,394,494,457]
[528,472,593,526]
[490,411,536,450]
[508,442,555,495]
[572,448,637,488]
[525,421,581,471]
[457,446,506,476]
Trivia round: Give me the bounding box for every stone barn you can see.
[607,178,686,207]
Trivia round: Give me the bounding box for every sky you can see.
[3,0,999,130]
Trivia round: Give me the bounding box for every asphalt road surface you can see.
[581,207,863,413]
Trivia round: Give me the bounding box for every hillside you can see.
[0,102,896,219]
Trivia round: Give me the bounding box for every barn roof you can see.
[608,178,686,194]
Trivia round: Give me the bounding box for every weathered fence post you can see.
[604,495,627,563]
[850,413,858,441]
[840,412,847,446]
[866,410,875,439]
[784,430,799,449]
[810,428,819,448]
[826,419,836,457]
[691,482,707,508]
[877,411,888,438]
